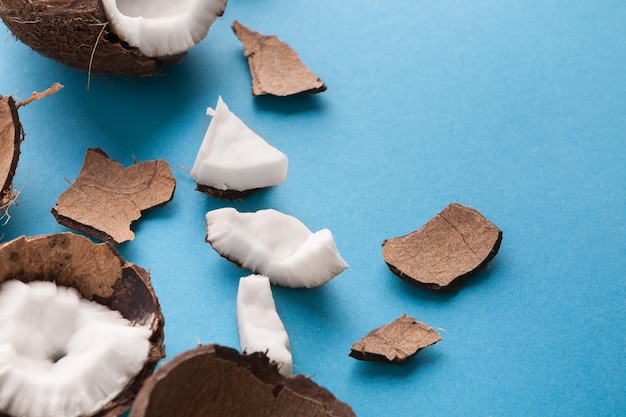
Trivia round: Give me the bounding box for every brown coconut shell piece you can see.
[1,84,62,221]
[382,203,502,292]
[0,232,165,417]
[130,344,356,417]
[0,0,186,76]
[232,21,327,96]
[51,148,176,244]
[349,314,441,364]
[0,95,21,217]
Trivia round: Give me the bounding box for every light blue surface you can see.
[1,1,625,416]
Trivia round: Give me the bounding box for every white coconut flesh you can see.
[237,274,292,376]
[191,96,288,192]
[0,280,151,417]
[101,0,227,57]
[206,208,349,288]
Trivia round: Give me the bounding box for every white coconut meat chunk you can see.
[237,274,292,375]
[191,96,288,192]
[0,280,151,417]
[101,0,228,57]
[206,208,349,288]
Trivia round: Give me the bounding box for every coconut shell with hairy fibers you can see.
[130,344,356,417]
[0,94,21,213]
[0,0,186,76]
[0,232,166,417]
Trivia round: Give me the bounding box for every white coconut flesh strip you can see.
[237,274,292,376]
[191,96,288,192]
[101,0,227,57]
[0,280,151,417]
[206,208,349,288]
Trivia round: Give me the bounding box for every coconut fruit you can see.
[0,0,228,76]
[129,344,356,417]
[0,232,165,417]
[0,94,21,221]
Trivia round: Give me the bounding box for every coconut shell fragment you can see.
[0,232,165,417]
[0,95,21,219]
[232,21,327,96]
[130,344,356,417]
[1,84,62,223]
[52,148,176,244]
[382,203,502,292]
[350,314,441,364]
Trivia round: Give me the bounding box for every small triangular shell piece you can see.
[350,314,441,364]
[205,208,348,288]
[191,97,288,199]
[232,21,326,96]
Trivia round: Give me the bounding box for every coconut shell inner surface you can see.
[0,0,185,76]
[130,344,356,417]
[0,232,165,417]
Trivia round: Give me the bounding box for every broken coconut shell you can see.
[0,0,226,76]
[349,314,441,364]
[52,148,176,245]
[0,94,21,219]
[382,203,502,292]
[232,21,327,96]
[1,84,63,223]
[0,232,165,417]
[130,344,356,417]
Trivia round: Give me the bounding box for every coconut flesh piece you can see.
[206,208,349,288]
[0,280,151,417]
[190,96,288,195]
[237,275,292,376]
[101,0,228,57]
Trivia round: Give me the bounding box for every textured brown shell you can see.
[0,232,166,417]
[0,0,185,76]
[130,344,356,417]
[0,95,21,208]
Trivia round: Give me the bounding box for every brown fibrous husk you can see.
[0,232,166,417]
[130,344,356,417]
[0,0,185,76]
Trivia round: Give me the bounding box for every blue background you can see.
[1,1,625,416]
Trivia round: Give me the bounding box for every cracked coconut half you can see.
[0,0,228,76]
[0,233,165,417]
[129,344,356,417]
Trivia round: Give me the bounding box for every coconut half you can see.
[0,0,228,76]
[129,344,356,417]
[0,233,165,417]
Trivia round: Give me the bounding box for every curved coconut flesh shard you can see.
[190,96,288,199]
[205,208,349,288]
[129,344,356,417]
[237,275,292,375]
[382,203,503,292]
[0,280,151,417]
[349,314,442,364]
[102,0,227,57]
[0,232,165,417]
